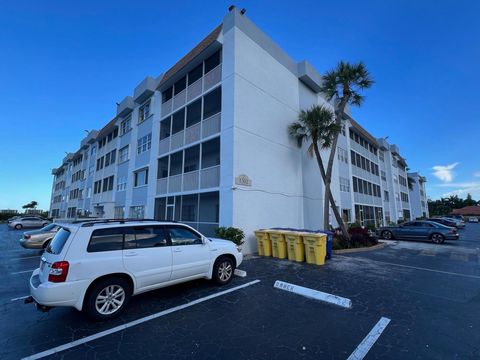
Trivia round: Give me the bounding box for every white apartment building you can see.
[49,8,426,253]
[408,172,429,219]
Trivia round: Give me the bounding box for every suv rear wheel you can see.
[84,277,131,320]
[15,224,22,230]
[213,256,235,285]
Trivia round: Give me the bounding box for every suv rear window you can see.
[46,228,71,255]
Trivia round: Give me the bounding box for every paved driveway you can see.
[0,223,479,359]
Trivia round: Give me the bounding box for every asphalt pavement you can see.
[0,223,479,359]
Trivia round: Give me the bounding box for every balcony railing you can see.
[158,112,221,156]
[160,65,221,118]
[156,165,220,195]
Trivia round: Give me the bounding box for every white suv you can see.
[29,220,243,320]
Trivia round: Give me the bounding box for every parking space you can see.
[1,223,479,359]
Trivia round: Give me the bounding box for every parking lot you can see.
[1,223,480,359]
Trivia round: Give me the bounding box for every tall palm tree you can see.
[320,61,374,232]
[288,105,346,232]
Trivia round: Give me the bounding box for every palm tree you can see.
[288,105,347,234]
[320,61,374,231]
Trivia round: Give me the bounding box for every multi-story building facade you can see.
[49,8,424,253]
[408,172,429,219]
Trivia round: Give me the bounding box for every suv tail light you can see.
[24,234,31,240]
[48,261,69,283]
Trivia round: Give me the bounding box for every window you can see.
[46,228,70,255]
[381,170,386,181]
[129,206,145,219]
[162,87,173,103]
[188,63,203,85]
[114,206,125,219]
[172,108,185,135]
[120,115,132,135]
[181,194,198,222]
[160,117,171,140]
[119,145,129,162]
[87,228,124,252]
[169,151,183,176]
[117,176,127,191]
[126,226,168,249]
[94,180,102,194]
[167,226,202,246]
[184,145,200,173]
[186,99,201,127]
[203,87,221,119]
[134,168,148,187]
[337,147,348,163]
[401,192,409,202]
[379,151,384,162]
[157,157,169,178]
[204,50,221,74]
[201,137,220,168]
[339,177,350,192]
[102,176,114,192]
[174,76,186,95]
[384,190,389,201]
[138,100,151,123]
[137,133,152,154]
[96,157,104,171]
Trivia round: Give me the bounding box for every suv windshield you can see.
[46,228,70,254]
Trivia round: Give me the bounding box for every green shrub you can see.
[214,226,245,246]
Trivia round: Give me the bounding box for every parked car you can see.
[440,216,465,228]
[8,216,51,230]
[427,217,459,228]
[28,220,243,320]
[447,214,465,221]
[468,217,479,223]
[19,223,61,249]
[378,220,458,244]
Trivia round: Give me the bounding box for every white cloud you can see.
[432,162,459,183]
[442,186,480,199]
[437,182,480,188]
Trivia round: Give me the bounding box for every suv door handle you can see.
[124,251,138,257]
[173,248,182,253]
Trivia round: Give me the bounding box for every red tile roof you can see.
[452,206,480,215]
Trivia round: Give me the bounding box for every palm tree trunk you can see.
[323,96,350,238]
[312,142,348,234]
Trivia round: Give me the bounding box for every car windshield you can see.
[41,223,57,231]
[46,228,70,255]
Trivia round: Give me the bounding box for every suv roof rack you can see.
[78,219,177,227]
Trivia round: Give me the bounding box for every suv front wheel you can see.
[213,256,235,285]
[84,277,132,320]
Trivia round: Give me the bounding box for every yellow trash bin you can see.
[284,231,305,262]
[254,230,272,256]
[303,233,327,265]
[268,230,287,259]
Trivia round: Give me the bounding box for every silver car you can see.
[19,223,61,249]
[8,216,51,230]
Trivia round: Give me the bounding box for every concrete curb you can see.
[333,241,387,254]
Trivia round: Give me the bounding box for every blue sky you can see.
[0,0,479,211]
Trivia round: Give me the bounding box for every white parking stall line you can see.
[274,280,352,309]
[22,279,261,360]
[11,269,35,275]
[11,295,30,302]
[338,255,480,280]
[347,317,391,360]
